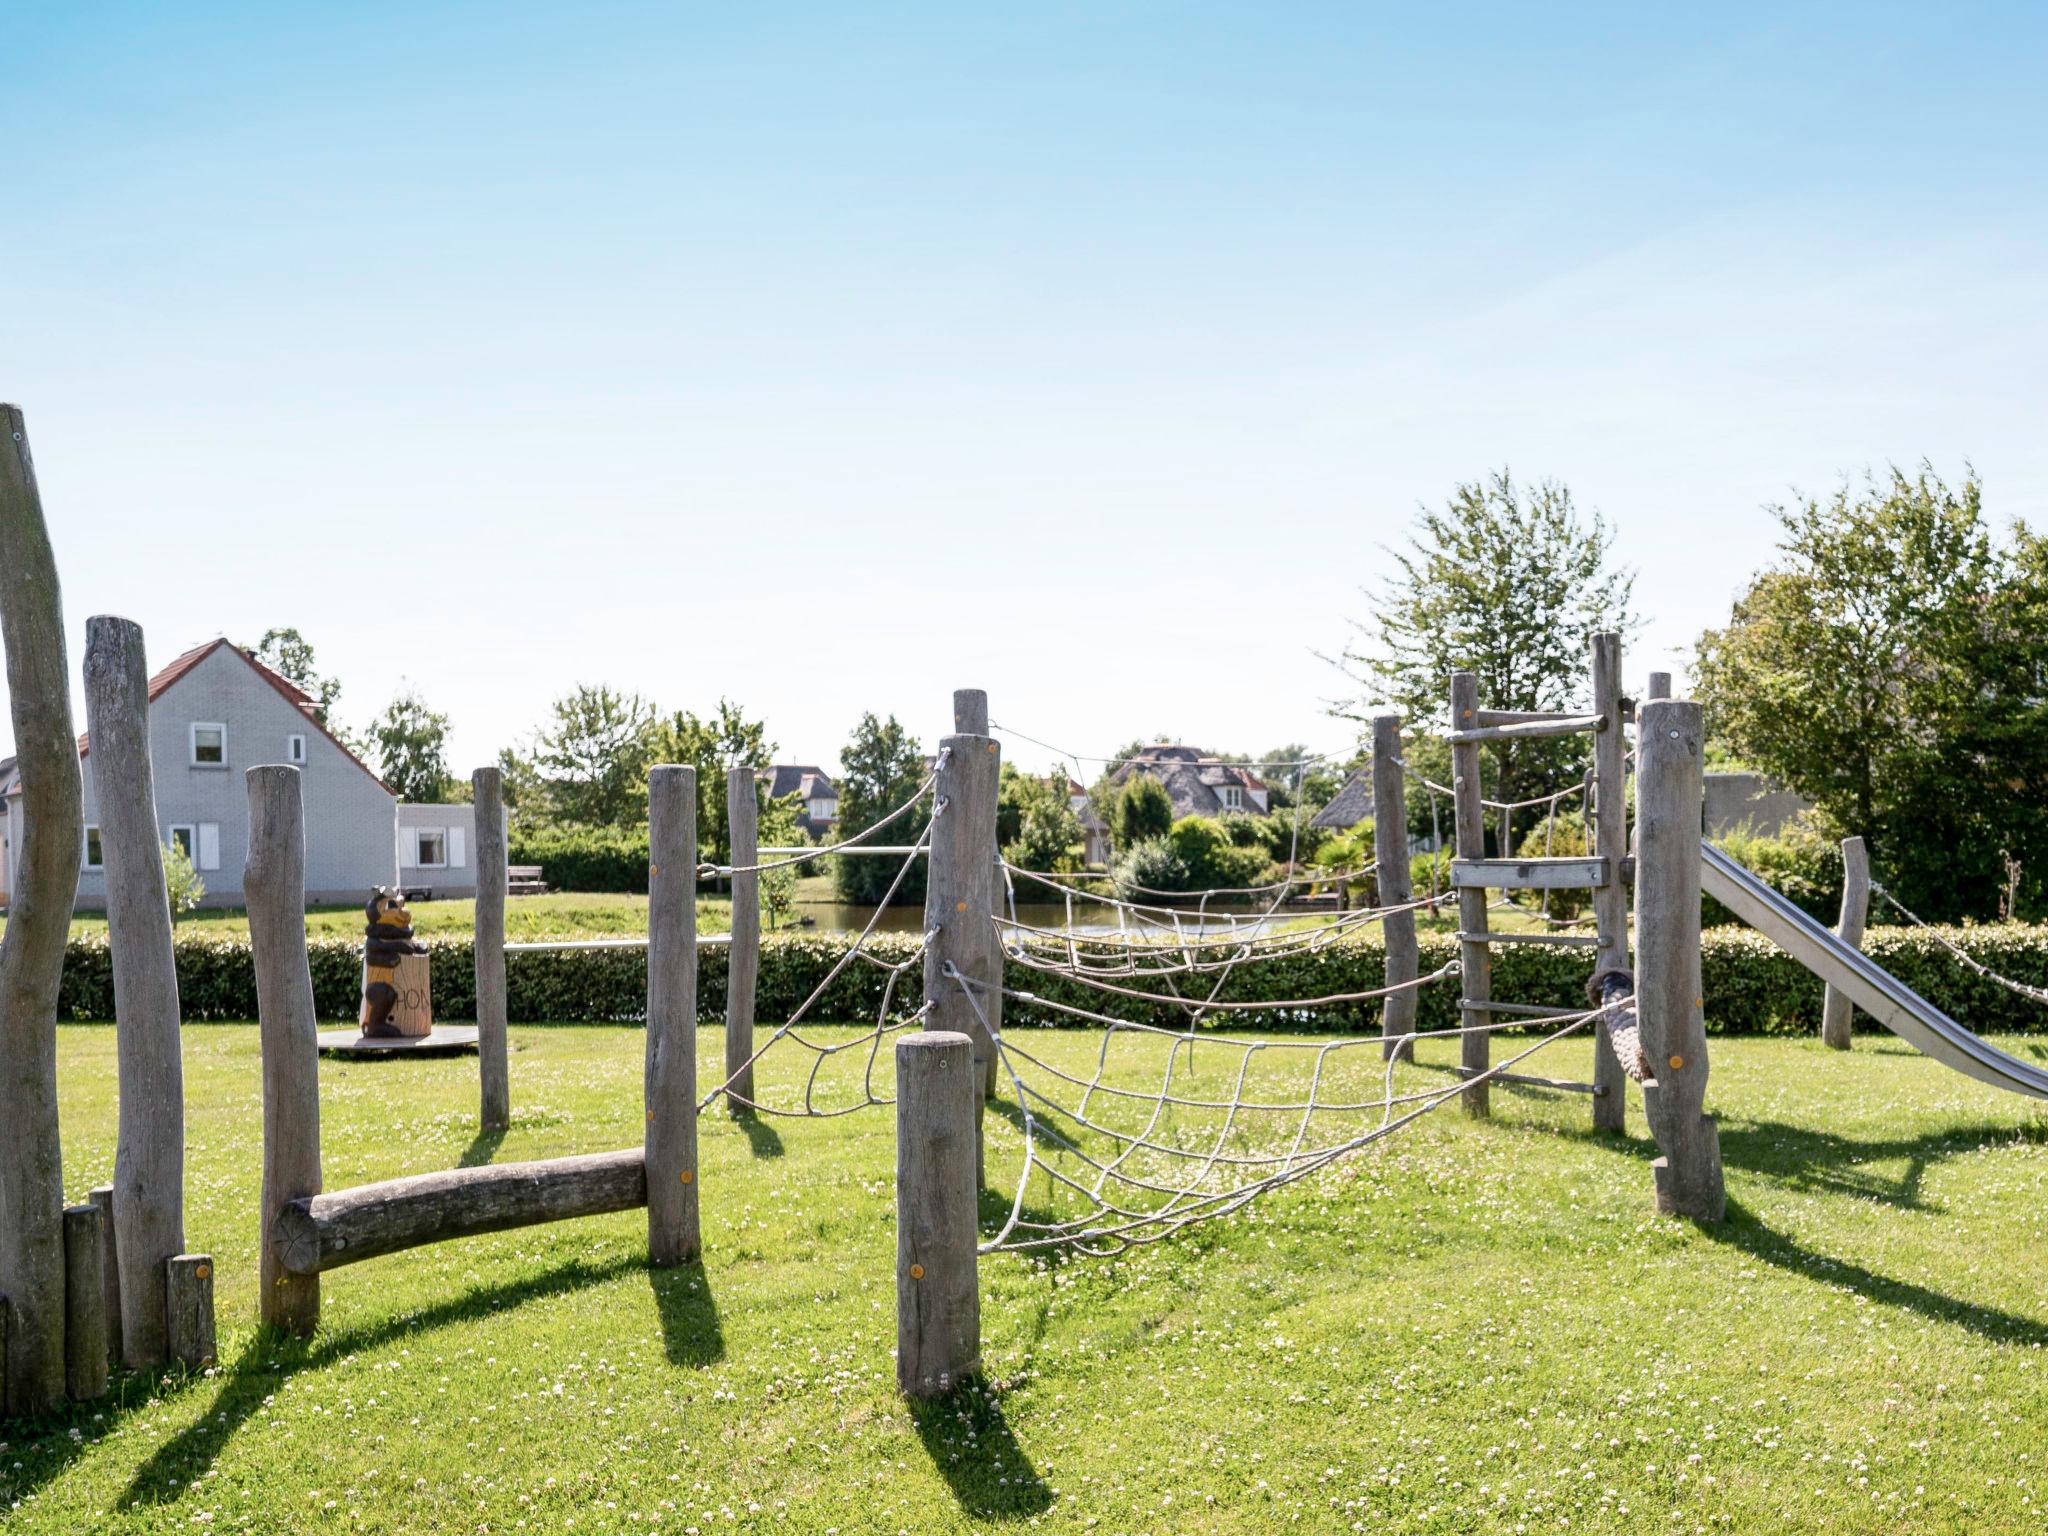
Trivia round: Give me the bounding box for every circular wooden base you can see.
[317,1025,480,1060]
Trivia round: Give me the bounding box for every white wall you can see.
[398,801,481,898]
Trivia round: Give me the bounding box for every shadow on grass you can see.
[1715,1116,2048,1213]
[459,1124,508,1167]
[1703,1196,2048,1347]
[647,1263,725,1366]
[730,1107,784,1160]
[910,1382,1053,1520]
[114,1252,643,1511]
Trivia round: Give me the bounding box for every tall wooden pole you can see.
[0,403,84,1415]
[83,616,187,1366]
[725,767,760,1108]
[247,765,323,1335]
[1587,633,1631,1131]
[646,766,700,1265]
[895,1030,980,1397]
[472,765,510,1130]
[1820,835,1870,1050]
[1371,715,1418,1061]
[1449,674,1491,1116]
[951,690,1003,1099]
[61,1203,107,1401]
[925,731,1001,1152]
[1634,699,1723,1221]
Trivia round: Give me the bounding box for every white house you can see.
[0,638,479,909]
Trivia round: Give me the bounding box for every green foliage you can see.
[1002,770,1083,874]
[646,699,777,868]
[831,714,929,905]
[1704,816,1846,925]
[243,626,342,723]
[370,687,454,801]
[1109,773,1174,847]
[1511,810,1594,921]
[1164,816,1272,892]
[1695,466,2047,920]
[521,684,657,827]
[509,825,651,893]
[1109,836,1187,897]
[757,792,803,929]
[1309,825,1377,905]
[161,838,204,920]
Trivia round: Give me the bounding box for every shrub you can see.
[508,826,650,893]
[1110,775,1175,847]
[1704,816,1845,925]
[1111,837,1188,897]
[1513,811,1595,922]
[1165,817,1271,891]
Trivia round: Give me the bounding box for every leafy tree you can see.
[757,791,804,929]
[831,714,930,905]
[162,838,204,920]
[1109,773,1173,848]
[370,688,453,802]
[1003,772,1084,875]
[1694,466,2047,918]
[1328,471,1636,850]
[244,627,342,723]
[647,699,777,868]
[529,685,655,826]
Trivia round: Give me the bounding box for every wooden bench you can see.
[508,865,549,896]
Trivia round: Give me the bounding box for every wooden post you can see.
[473,766,511,1130]
[1371,715,1418,1061]
[725,766,759,1109]
[951,690,1003,1100]
[646,765,700,1265]
[247,766,323,1335]
[1587,633,1631,1131]
[924,731,1001,1148]
[62,1204,107,1401]
[1449,674,1491,1115]
[1634,699,1723,1221]
[1646,671,1672,701]
[88,1185,121,1369]
[165,1254,216,1368]
[0,403,85,1416]
[1821,835,1869,1051]
[83,615,187,1368]
[896,1030,980,1397]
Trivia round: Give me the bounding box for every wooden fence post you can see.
[89,1185,120,1369]
[1634,699,1724,1221]
[924,731,1001,1168]
[247,765,323,1335]
[473,766,511,1130]
[646,765,700,1265]
[1821,835,1869,1051]
[165,1254,217,1367]
[0,402,85,1417]
[1646,671,1672,702]
[1587,633,1631,1131]
[725,766,759,1109]
[1372,715,1418,1062]
[896,1030,980,1397]
[83,615,188,1368]
[62,1203,107,1401]
[951,690,1003,1101]
[1449,673,1491,1116]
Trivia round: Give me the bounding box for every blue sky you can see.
[5,3,2045,778]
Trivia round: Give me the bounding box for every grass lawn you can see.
[10,1021,2048,1533]
[62,892,738,943]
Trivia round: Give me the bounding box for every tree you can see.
[1328,471,1636,850]
[647,699,777,868]
[831,714,929,905]
[1256,743,1315,809]
[1695,465,2046,918]
[244,627,342,723]
[162,838,204,920]
[1110,773,1173,848]
[370,688,453,802]
[757,791,804,929]
[528,685,655,826]
[1003,772,1084,875]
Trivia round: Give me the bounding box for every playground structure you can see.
[4,397,2047,1417]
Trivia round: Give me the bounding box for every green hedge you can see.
[506,827,651,893]
[53,925,2048,1037]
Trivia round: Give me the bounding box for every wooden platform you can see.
[317,1025,479,1060]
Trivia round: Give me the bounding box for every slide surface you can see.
[1700,841,2048,1100]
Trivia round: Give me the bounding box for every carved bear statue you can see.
[360,887,430,1038]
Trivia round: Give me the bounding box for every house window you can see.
[287,734,306,764]
[1220,785,1243,811]
[190,722,226,766]
[84,825,104,869]
[167,824,196,862]
[413,829,448,869]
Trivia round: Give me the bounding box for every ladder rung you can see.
[1446,714,1605,745]
[1451,857,1609,891]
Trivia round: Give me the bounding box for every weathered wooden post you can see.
[1587,633,1631,1130]
[1821,835,1869,1051]
[646,766,700,1265]
[1371,714,1418,1061]
[1646,671,1672,701]
[83,615,188,1367]
[925,728,1001,1159]
[0,403,85,1416]
[247,765,323,1335]
[895,1030,980,1397]
[88,1185,120,1368]
[165,1254,217,1367]
[61,1203,107,1401]
[725,766,759,1109]
[1634,699,1723,1221]
[473,765,511,1130]
[952,689,1003,1100]
[1449,673,1491,1115]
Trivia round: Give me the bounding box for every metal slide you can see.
[1700,841,2048,1100]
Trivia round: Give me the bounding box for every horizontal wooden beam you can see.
[1445,714,1605,745]
[273,1149,647,1276]
[1451,857,1609,891]
[1458,998,1588,1018]
[1455,929,1605,947]
[1453,1066,1608,1096]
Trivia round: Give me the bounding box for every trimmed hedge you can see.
[506,827,651,893]
[53,924,2048,1037]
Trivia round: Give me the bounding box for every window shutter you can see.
[449,826,466,868]
[403,828,419,867]
[197,823,221,871]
